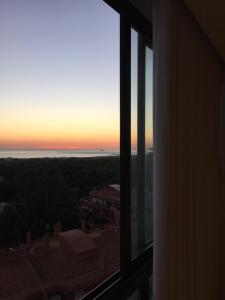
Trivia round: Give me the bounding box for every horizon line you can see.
[0,147,120,151]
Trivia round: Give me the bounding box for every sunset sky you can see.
[0,0,120,150]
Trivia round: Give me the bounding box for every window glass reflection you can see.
[131,31,153,257]
[145,46,153,243]
[131,29,139,257]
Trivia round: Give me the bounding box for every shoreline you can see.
[0,155,120,160]
[0,150,120,160]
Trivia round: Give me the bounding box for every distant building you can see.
[80,185,120,230]
[108,184,120,192]
[89,184,120,207]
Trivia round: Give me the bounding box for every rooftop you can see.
[0,227,119,300]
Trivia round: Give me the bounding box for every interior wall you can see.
[153,0,225,299]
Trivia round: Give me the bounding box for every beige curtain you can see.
[153,0,225,299]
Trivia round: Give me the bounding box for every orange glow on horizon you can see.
[0,132,120,150]
[0,136,120,150]
[0,108,120,150]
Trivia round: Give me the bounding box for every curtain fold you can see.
[153,0,225,299]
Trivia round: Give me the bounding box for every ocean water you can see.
[0,149,120,159]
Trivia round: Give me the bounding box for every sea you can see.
[0,149,120,159]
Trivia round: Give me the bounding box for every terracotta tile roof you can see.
[89,229,120,265]
[30,247,100,283]
[89,187,120,201]
[58,230,98,256]
[0,227,120,300]
[0,252,45,300]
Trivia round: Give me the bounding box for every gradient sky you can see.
[0,0,120,149]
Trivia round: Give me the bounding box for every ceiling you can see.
[184,0,225,62]
[127,0,225,63]
[129,0,152,21]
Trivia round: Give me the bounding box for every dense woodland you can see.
[0,157,120,247]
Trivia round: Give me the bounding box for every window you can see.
[0,1,120,299]
[127,290,139,300]
[0,1,153,299]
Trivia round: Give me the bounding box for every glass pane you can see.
[131,32,153,257]
[0,1,120,299]
[149,276,153,300]
[131,29,138,257]
[127,278,152,300]
[127,290,139,300]
[145,46,153,243]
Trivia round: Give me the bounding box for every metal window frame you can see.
[81,1,153,300]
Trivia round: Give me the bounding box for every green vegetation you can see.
[0,157,120,247]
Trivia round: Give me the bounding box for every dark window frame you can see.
[82,1,153,299]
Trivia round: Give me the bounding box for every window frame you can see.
[81,1,153,300]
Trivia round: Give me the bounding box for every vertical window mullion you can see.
[120,14,132,275]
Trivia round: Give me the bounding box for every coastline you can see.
[0,149,120,159]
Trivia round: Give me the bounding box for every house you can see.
[80,185,120,230]
[0,225,119,300]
